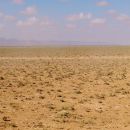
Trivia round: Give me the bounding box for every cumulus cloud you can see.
[90,18,106,26]
[0,12,16,22]
[13,0,24,4]
[107,10,130,23]
[0,12,4,17]
[67,12,92,21]
[66,23,76,29]
[96,1,110,7]
[107,10,117,17]
[16,16,39,27]
[116,14,130,22]
[0,24,4,30]
[16,16,54,28]
[4,15,16,21]
[21,6,37,16]
[41,19,54,27]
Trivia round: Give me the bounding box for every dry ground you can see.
[0,46,130,130]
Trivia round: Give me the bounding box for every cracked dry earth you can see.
[0,48,130,130]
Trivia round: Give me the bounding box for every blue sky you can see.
[0,0,130,44]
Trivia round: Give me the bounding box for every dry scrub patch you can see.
[0,47,130,130]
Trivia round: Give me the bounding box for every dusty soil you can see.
[0,47,130,130]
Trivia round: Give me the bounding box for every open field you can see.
[1,46,130,57]
[0,46,130,130]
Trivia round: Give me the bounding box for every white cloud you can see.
[21,6,37,16]
[16,17,54,28]
[96,1,110,7]
[16,16,39,27]
[66,23,76,29]
[39,17,54,27]
[90,18,106,26]
[116,14,130,22]
[107,10,117,16]
[0,24,4,31]
[13,0,24,4]
[0,12,16,22]
[107,10,130,23]
[67,12,92,21]
[4,15,16,21]
[0,12,4,17]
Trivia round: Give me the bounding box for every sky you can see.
[0,0,130,45]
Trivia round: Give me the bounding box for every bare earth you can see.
[0,46,130,130]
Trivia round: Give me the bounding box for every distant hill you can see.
[0,37,120,46]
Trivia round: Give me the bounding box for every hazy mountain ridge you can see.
[0,37,118,46]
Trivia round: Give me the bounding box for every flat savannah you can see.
[0,47,130,130]
[0,0,130,129]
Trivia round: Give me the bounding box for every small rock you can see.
[75,90,82,94]
[39,96,45,99]
[11,123,18,128]
[3,116,11,121]
[126,83,130,86]
[57,110,70,118]
[0,76,4,80]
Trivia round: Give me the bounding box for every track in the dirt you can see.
[0,56,130,60]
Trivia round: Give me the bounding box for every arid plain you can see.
[0,46,130,130]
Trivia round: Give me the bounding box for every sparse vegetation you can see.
[0,46,130,130]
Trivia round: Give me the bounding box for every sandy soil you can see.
[1,56,130,60]
[0,47,130,130]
